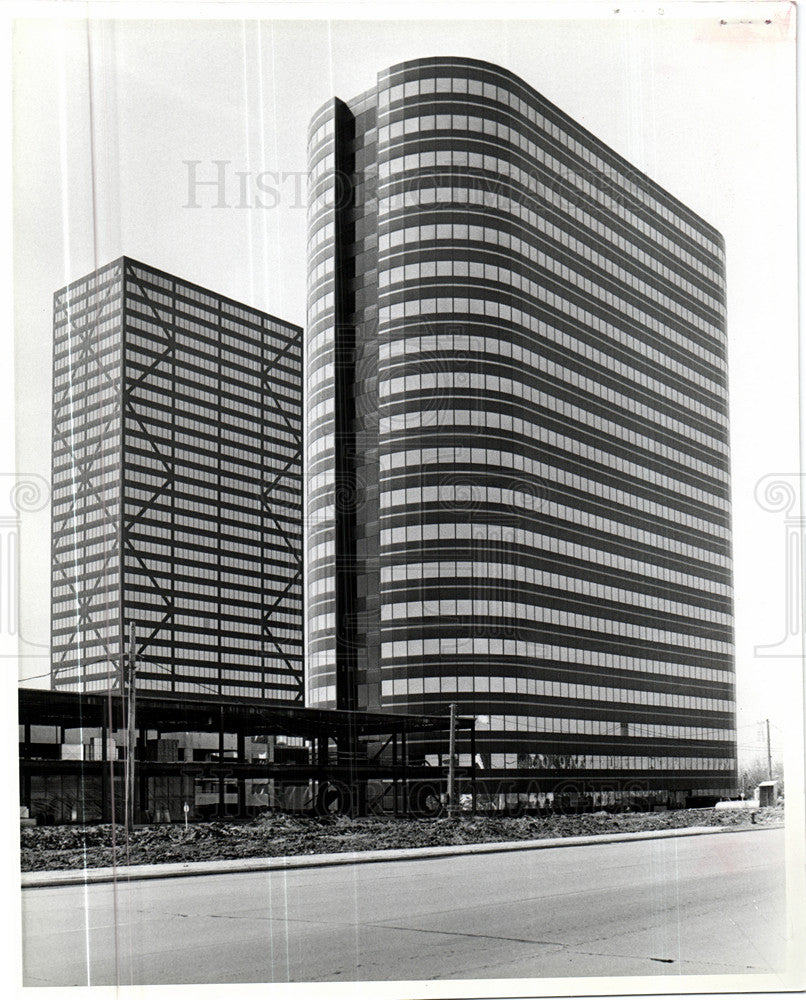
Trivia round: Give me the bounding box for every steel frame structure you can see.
[19,687,476,822]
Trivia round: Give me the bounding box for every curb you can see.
[21,822,783,889]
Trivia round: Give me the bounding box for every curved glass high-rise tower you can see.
[306,57,736,804]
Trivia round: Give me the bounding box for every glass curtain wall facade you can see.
[306,57,737,801]
[52,257,304,700]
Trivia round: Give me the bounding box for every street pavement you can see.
[21,826,787,986]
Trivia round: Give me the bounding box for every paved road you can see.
[22,827,786,986]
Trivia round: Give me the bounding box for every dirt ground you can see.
[20,805,784,872]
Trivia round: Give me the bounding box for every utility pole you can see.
[447,702,457,817]
[766,718,773,781]
[125,623,137,832]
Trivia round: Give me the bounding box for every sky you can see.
[9,1,801,772]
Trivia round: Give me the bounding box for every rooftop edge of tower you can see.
[310,55,724,250]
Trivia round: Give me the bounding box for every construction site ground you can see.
[20,805,784,872]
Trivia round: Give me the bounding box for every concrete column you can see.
[217,709,225,818]
[237,731,246,817]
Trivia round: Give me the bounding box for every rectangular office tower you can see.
[52,257,303,700]
[306,57,737,805]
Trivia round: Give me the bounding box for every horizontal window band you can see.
[379,580,731,634]
[376,677,732,713]
[378,643,732,688]
[378,336,727,446]
[379,551,732,607]
[368,219,727,409]
[379,448,729,541]
[374,100,723,284]
[379,415,729,511]
[378,486,731,569]
[379,275,724,389]
[377,386,728,480]
[375,188,723,346]
[376,146,723,322]
[377,183,723,343]
[380,598,732,655]
[375,65,722,258]
[379,333,728,447]
[375,168,723,322]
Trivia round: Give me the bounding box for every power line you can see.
[18,671,52,684]
[19,659,223,697]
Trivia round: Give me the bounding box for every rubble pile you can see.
[20,805,784,872]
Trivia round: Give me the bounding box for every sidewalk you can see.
[22,821,780,888]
